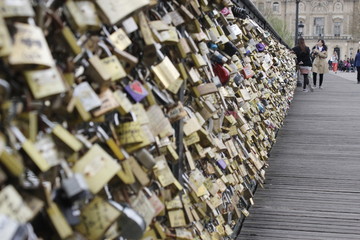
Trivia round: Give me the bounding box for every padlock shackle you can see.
[60,160,73,178]
[0,79,11,100]
[40,114,55,128]
[9,126,26,143]
[98,41,112,57]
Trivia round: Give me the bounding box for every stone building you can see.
[252,0,360,60]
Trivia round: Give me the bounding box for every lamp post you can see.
[294,0,300,46]
[295,1,302,87]
[298,21,304,37]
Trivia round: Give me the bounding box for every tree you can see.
[266,16,294,47]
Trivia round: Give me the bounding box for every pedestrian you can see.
[311,39,328,89]
[330,51,338,73]
[292,37,313,92]
[328,59,332,70]
[355,49,360,84]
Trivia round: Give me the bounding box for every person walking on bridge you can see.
[311,39,328,89]
[292,37,313,92]
[355,49,360,84]
[331,51,338,73]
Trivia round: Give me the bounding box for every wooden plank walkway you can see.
[238,72,360,240]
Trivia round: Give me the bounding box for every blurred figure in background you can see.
[354,49,360,84]
[330,51,338,73]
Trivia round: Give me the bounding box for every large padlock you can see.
[0,16,12,57]
[95,0,150,25]
[72,144,121,194]
[151,44,181,90]
[108,200,147,239]
[0,0,34,18]
[9,23,55,68]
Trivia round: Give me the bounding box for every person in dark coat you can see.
[292,37,313,92]
[354,49,360,84]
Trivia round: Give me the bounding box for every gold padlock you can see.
[10,126,50,172]
[0,16,12,57]
[9,23,55,68]
[0,0,34,18]
[47,203,74,239]
[72,144,121,194]
[95,0,150,25]
[151,56,181,90]
[24,67,66,99]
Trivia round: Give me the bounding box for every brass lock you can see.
[9,23,55,68]
[0,16,12,57]
[0,0,34,18]
[95,0,150,25]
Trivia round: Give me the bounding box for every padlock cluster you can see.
[0,0,297,239]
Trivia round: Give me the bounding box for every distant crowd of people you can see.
[328,57,355,73]
[292,37,360,92]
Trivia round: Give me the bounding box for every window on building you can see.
[258,2,264,12]
[334,22,341,36]
[314,17,324,36]
[299,2,305,12]
[272,2,279,13]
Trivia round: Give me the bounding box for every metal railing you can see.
[303,35,352,41]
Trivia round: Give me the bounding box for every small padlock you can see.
[72,81,102,112]
[151,43,181,90]
[176,30,191,58]
[10,126,50,173]
[213,63,230,85]
[133,148,156,169]
[104,185,146,239]
[98,41,127,81]
[216,159,227,170]
[23,67,67,100]
[84,49,112,84]
[60,160,89,201]
[97,126,125,161]
[166,1,185,26]
[41,115,83,152]
[121,16,138,34]
[0,214,27,240]
[124,80,149,103]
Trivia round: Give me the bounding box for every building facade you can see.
[252,0,360,60]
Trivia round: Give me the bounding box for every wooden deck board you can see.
[238,73,360,239]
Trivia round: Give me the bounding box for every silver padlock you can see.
[60,160,89,201]
[104,185,146,239]
[0,214,38,240]
[133,148,156,169]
